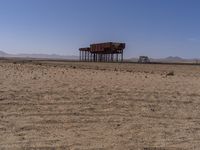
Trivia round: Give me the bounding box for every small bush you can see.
[166,71,174,76]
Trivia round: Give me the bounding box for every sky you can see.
[0,0,200,58]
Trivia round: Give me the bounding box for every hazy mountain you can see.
[16,53,78,60]
[0,50,9,56]
[0,50,79,60]
[156,56,185,62]
[129,56,200,63]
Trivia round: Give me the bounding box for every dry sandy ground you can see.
[0,60,200,150]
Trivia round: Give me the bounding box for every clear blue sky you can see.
[0,0,200,58]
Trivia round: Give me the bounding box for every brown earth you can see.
[0,60,200,150]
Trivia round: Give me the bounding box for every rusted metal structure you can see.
[79,42,125,62]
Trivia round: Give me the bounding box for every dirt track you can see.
[0,60,200,150]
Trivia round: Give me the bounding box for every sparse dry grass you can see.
[0,60,200,150]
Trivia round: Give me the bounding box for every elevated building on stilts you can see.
[79,42,125,62]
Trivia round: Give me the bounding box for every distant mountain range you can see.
[129,56,200,63]
[0,50,79,60]
[152,56,188,62]
[0,50,199,63]
[0,51,9,56]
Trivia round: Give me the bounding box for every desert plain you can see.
[0,59,200,150]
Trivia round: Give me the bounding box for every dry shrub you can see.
[70,66,76,69]
[126,69,132,73]
[36,63,42,66]
[166,71,174,76]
